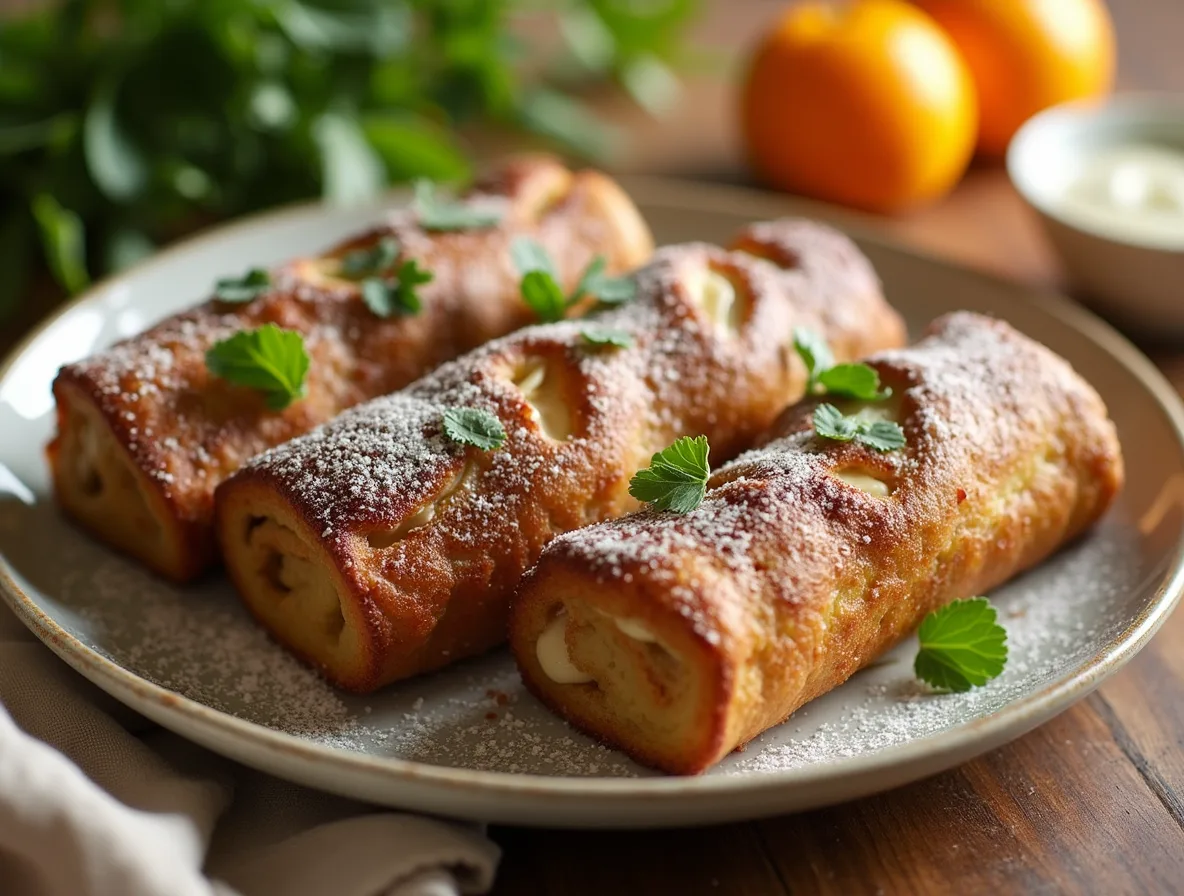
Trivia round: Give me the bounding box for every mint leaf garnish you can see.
[794,328,890,401]
[914,598,1008,692]
[340,237,399,279]
[414,180,501,231]
[812,404,905,452]
[360,258,433,317]
[205,323,309,410]
[214,268,271,303]
[442,407,507,451]
[628,435,711,513]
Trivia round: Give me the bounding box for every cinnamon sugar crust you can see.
[509,312,1124,774]
[215,220,906,691]
[49,156,653,581]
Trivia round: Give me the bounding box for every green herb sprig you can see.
[628,435,710,513]
[580,328,633,348]
[794,329,890,401]
[914,598,1009,692]
[205,324,309,410]
[340,238,400,279]
[812,404,905,452]
[214,268,271,304]
[442,407,506,451]
[413,180,502,231]
[333,236,432,317]
[511,237,636,322]
[360,259,433,318]
[573,256,636,307]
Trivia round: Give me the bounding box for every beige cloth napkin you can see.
[0,606,499,896]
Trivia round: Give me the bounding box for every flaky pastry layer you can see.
[509,313,1124,774]
[49,156,651,581]
[215,219,906,691]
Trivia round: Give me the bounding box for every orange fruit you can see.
[741,0,978,213]
[911,0,1116,157]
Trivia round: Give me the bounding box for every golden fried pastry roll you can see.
[509,312,1124,774]
[49,156,652,581]
[215,219,906,691]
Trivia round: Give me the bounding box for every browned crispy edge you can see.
[49,379,206,579]
[214,221,907,692]
[48,158,653,582]
[510,561,737,774]
[509,314,1124,774]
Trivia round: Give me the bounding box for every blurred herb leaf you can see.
[361,115,470,182]
[340,237,400,279]
[519,88,620,162]
[414,179,502,231]
[510,235,559,280]
[314,111,388,205]
[621,54,680,116]
[560,7,615,73]
[360,258,433,317]
[105,229,156,273]
[215,268,272,303]
[519,270,567,322]
[83,79,148,201]
[510,239,634,321]
[278,1,412,57]
[580,327,632,348]
[574,256,635,306]
[31,195,88,294]
[0,0,697,323]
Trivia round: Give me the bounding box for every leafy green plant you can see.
[0,0,697,320]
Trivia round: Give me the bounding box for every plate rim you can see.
[3,174,1183,806]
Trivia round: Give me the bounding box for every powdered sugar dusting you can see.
[726,523,1137,774]
[10,495,1140,779]
[240,392,467,532]
[229,247,741,537]
[52,158,647,581]
[66,550,364,748]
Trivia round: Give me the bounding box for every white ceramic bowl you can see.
[1007,95,1184,339]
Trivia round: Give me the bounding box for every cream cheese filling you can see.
[516,362,546,398]
[536,612,593,684]
[687,267,741,334]
[833,469,891,498]
[612,615,659,643]
[514,358,573,441]
[293,256,353,289]
[536,607,670,684]
[367,463,470,548]
[850,404,896,424]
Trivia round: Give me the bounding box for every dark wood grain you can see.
[490,1,1184,893]
[757,696,1184,894]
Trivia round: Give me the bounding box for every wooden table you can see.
[490,2,1184,893]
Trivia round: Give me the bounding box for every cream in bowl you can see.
[1058,143,1184,249]
[1008,96,1184,339]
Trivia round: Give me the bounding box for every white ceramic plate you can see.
[3,179,1183,829]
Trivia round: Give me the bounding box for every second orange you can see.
[912,0,1116,158]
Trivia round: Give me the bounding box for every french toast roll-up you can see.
[214,219,906,692]
[509,313,1124,775]
[49,156,653,582]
